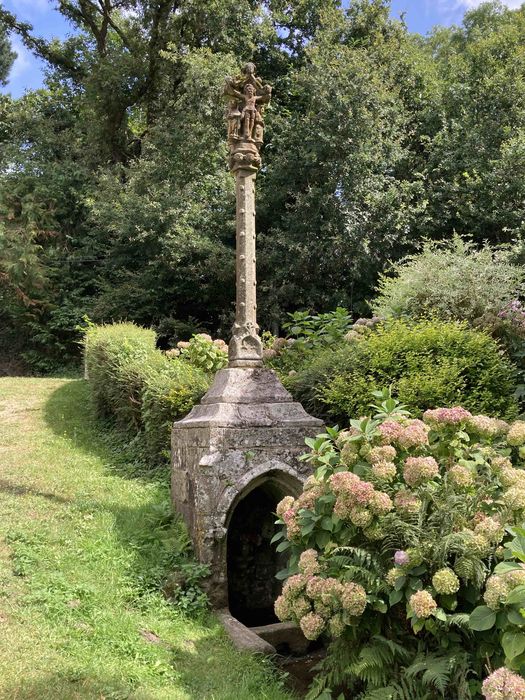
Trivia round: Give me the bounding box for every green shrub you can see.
[84,322,210,465]
[85,323,157,428]
[142,360,209,464]
[373,236,525,325]
[286,319,518,423]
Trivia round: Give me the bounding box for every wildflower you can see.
[448,464,474,488]
[507,421,525,447]
[371,461,397,481]
[298,549,320,577]
[299,612,326,641]
[341,582,367,616]
[274,595,291,621]
[276,496,295,519]
[368,446,397,465]
[482,667,525,700]
[369,491,393,515]
[409,590,437,619]
[394,550,410,566]
[398,419,430,449]
[432,568,460,595]
[403,456,439,487]
[394,490,421,515]
[423,407,472,426]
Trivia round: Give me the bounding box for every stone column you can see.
[229,161,263,367]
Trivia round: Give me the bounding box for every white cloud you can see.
[459,0,523,7]
[9,37,32,81]
[5,0,50,13]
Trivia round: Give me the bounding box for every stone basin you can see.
[217,609,325,696]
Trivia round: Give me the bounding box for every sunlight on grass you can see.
[0,378,293,700]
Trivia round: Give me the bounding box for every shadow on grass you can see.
[1,673,146,700]
[36,380,294,700]
[43,379,167,483]
[0,478,71,504]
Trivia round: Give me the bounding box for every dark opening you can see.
[227,481,288,626]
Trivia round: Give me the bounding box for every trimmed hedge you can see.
[84,322,209,464]
[284,319,519,424]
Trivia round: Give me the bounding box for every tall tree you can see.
[0,23,15,85]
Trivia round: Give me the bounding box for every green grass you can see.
[0,377,294,700]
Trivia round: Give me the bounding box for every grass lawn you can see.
[0,377,294,700]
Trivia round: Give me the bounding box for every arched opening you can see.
[227,475,298,627]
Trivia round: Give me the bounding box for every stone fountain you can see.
[171,64,322,647]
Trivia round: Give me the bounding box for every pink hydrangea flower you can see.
[378,420,405,444]
[369,491,393,515]
[423,407,472,426]
[329,471,360,496]
[394,550,409,566]
[482,667,525,700]
[340,581,367,616]
[299,612,326,640]
[394,490,422,515]
[276,496,295,519]
[298,549,320,576]
[397,419,430,449]
[368,445,397,465]
[403,456,439,487]
[409,590,437,619]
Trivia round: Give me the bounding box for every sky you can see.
[1,0,524,98]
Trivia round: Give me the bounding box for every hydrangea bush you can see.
[166,333,227,373]
[273,390,525,698]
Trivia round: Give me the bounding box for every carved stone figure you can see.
[224,63,272,152]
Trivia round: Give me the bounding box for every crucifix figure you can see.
[223,64,272,367]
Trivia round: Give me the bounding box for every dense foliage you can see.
[84,322,210,464]
[283,319,519,423]
[373,238,525,407]
[273,394,525,699]
[1,1,525,370]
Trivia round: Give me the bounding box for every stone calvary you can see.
[170,64,321,627]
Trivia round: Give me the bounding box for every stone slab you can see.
[216,609,276,655]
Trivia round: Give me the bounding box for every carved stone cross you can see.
[224,63,271,368]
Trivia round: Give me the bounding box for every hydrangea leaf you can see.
[469,606,496,631]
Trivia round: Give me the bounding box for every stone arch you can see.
[224,467,302,626]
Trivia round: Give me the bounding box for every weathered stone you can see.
[171,64,322,628]
[171,368,322,610]
[223,63,271,368]
[250,621,311,655]
[216,609,276,655]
